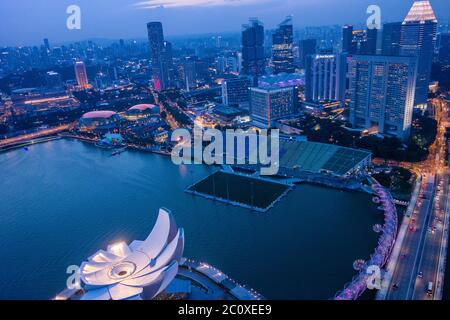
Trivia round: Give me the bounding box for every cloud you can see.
[134,0,264,9]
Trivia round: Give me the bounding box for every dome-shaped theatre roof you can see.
[128,104,158,112]
[82,111,118,119]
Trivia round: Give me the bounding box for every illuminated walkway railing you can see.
[334,181,398,300]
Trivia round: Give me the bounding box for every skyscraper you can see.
[438,33,450,66]
[348,55,417,141]
[400,0,437,108]
[362,28,378,55]
[43,38,50,53]
[147,22,169,91]
[299,39,317,69]
[342,25,354,54]
[74,61,89,89]
[305,54,347,103]
[382,22,402,56]
[272,16,295,74]
[242,19,265,80]
[342,26,378,55]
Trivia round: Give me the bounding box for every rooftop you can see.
[279,140,372,176]
[128,104,158,112]
[403,1,437,24]
[82,110,118,119]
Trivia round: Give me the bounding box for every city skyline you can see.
[1,0,450,47]
[1,0,450,303]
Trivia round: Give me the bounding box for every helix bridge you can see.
[334,181,398,300]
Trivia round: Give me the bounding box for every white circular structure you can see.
[79,208,184,300]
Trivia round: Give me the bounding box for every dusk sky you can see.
[0,0,449,46]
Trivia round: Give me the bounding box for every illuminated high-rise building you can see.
[242,19,265,80]
[222,76,252,109]
[400,0,437,108]
[342,25,354,54]
[348,55,417,141]
[272,16,295,74]
[438,33,450,65]
[305,54,347,104]
[250,86,295,128]
[382,22,402,56]
[74,61,89,89]
[147,22,169,91]
[299,39,317,69]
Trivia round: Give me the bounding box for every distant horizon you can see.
[1,0,449,47]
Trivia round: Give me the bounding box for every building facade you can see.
[298,39,317,69]
[438,33,450,66]
[272,16,295,74]
[305,54,347,103]
[74,61,89,89]
[250,86,295,128]
[348,55,417,141]
[342,26,378,55]
[400,0,437,108]
[147,22,171,91]
[382,22,402,56]
[242,19,265,80]
[222,77,252,109]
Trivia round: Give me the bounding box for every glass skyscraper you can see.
[272,16,295,74]
[382,22,402,56]
[298,39,317,69]
[400,0,437,108]
[147,22,170,91]
[242,19,265,80]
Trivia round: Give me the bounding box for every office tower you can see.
[74,61,89,89]
[45,71,62,89]
[163,41,175,84]
[222,77,252,109]
[147,22,169,91]
[382,22,402,56]
[183,60,197,90]
[400,0,437,108]
[362,28,378,55]
[227,56,239,73]
[43,38,50,53]
[299,39,317,69]
[242,18,265,79]
[348,55,417,141]
[342,26,378,55]
[250,86,295,128]
[438,33,450,65]
[217,56,227,74]
[305,54,347,103]
[342,25,354,53]
[236,52,243,73]
[272,16,295,74]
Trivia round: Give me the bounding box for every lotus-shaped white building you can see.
[79,208,184,300]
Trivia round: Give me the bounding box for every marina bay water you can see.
[0,139,381,299]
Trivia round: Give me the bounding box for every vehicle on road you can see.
[426,282,434,297]
[418,271,423,278]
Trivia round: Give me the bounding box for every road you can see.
[385,174,436,299]
[384,96,450,300]
[412,174,448,300]
[0,124,73,147]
